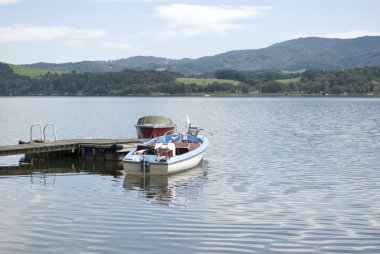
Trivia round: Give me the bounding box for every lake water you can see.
[1,96,380,253]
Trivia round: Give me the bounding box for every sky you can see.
[0,0,379,64]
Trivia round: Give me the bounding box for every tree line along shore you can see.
[1,63,380,96]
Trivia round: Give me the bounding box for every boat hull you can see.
[123,134,209,175]
[123,149,205,175]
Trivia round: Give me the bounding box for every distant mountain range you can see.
[23,36,380,74]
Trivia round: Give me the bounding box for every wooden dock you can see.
[0,138,142,160]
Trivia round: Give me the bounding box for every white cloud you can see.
[96,0,165,3]
[0,25,107,42]
[0,0,22,4]
[153,4,272,39]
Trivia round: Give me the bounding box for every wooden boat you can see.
[123,120,208,175]
[135,116,176,139]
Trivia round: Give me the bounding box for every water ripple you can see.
[1,97,380,253]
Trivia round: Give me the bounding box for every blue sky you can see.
[0,0,379,64]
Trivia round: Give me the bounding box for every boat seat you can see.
[174,142,200,155]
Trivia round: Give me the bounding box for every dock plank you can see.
[0,138,142,156]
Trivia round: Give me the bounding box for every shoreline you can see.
[1,94,380,98]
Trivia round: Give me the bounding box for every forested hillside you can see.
[214,68,380,94]
[1,63,380,96]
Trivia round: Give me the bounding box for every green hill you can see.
[22,36,380,74]
[4,63,68,78]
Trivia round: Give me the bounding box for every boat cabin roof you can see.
[137,116,174,125]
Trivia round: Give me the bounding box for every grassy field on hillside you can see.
[7,64,68,78]
[276,77,301,84]
[176,77,241,86]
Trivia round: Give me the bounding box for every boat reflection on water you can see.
[123,164,207,205]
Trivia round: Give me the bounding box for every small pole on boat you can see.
[142,156,146,179]
[142,155,147,188]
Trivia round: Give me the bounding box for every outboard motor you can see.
[186,116,203,136]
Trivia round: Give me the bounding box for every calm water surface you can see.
[1,97,380,253]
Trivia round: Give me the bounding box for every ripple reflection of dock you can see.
[0,157,124,177]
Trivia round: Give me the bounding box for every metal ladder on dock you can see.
[30,123,58,143]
